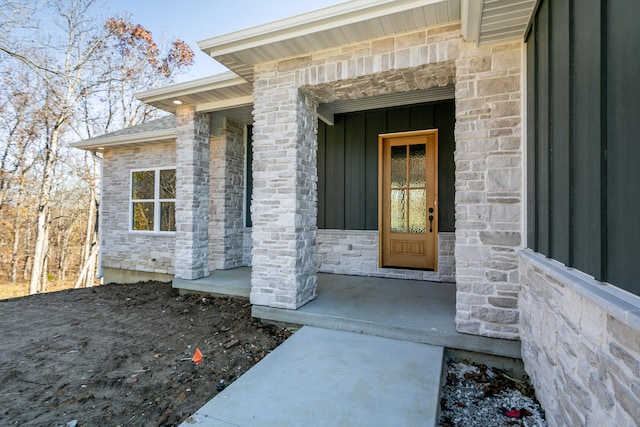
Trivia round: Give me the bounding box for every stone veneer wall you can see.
[317,230,455,282]
[242,228,252,266]
[519,249,640,426]
[453,41,523,339]
[101,143,176,278]
[174,106,210,280]
[250,23,524,337]
[209,118,246,270]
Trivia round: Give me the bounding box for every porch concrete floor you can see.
[173,267,252,298]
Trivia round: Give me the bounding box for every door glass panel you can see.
[409,189,426,233]
[390,189,406,233]
[409,144,426,188]
[390,145,406,188]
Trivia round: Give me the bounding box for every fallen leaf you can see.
[504,408,532,418]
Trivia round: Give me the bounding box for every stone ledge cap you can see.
[519,248,640,331]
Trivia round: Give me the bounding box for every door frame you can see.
[378,129,439,270]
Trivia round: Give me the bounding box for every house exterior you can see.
[74,0,640,424]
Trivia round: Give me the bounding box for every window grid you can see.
[130,168,176,233]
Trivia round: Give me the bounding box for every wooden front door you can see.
[379,130,438,270]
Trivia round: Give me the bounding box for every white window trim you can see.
[129,167,176,235]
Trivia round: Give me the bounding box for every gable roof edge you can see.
[71,128,177,150]
[198,0,447,58]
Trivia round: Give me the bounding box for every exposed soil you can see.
[0,282,293,426]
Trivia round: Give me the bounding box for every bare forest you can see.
[0,0,194,297]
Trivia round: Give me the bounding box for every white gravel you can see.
[439,361,547,427]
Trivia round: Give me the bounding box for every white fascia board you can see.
[198,0,446,58]
[135,72,246,103]
[461,0,483,43]
[71,129,176,150]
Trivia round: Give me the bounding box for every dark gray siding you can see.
[527,0,640,295]
[317,100,455,232]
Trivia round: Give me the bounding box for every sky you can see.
[103,0,347,82]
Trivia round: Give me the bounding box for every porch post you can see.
[209,117,246,270]
[250,66,318,309]
[174,105,210,280]
[453,41,523,339]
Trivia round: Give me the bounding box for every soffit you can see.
[136,72,254,114]
[322,85,455,116]
[476,0,538,45]
[199,0,461,81]
[209,105,254,127]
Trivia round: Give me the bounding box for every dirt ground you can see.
[0,281,293,426]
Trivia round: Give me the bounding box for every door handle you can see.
[428,207,434,233]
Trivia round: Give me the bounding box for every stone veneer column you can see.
[209,118,246,270]
[453,41,523,339]
[174,105,210,280]
[250,64,318,309]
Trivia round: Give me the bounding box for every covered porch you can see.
[134,0,533,342]
[174,268,520,359]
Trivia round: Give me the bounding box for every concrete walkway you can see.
[181,327,443,426]
[174,268,522,426]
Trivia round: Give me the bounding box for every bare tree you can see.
[0,0,193,293]
[70,151,100,289]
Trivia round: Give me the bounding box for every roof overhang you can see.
[135,71,254,118]
[473,0,538,45]
[74,0,540,150]
[199,0,461,81]
[129,0,537,126]
[71,128,176,151]
[198,0,537,81]
[71,115,177,151]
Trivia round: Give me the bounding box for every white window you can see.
[130,168,176,233]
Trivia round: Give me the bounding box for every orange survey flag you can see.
[192,348,203,365]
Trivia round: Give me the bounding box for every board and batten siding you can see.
[526,0,640,296]
[317,101,455,232]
